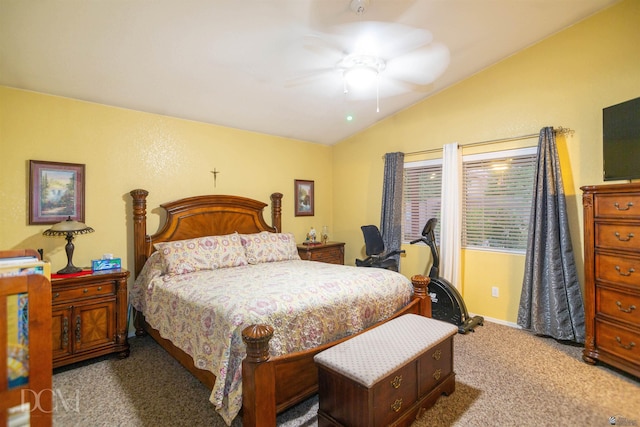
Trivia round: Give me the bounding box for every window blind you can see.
[403,160,442,243]
[462,147,537,253]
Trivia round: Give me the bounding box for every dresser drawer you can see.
[52,281,116,303]
[596,253,640,288]
[418,338,453,395]
[595,194,640,219]
[297,242,345,265]
[595,320,640,365]
[312,251,343,264]
[595,223,640,253]
[372,362,418,427]
[596,286,640,325]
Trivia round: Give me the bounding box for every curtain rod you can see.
[403,126,573,157]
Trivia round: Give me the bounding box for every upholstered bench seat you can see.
[314,314,458,427]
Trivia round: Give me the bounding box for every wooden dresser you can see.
[582,183,640,378]
[51,269,130,368]
[297,242,345,265]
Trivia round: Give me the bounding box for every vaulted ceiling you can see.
[0,0,619,145]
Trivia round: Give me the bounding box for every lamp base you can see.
[58,233,82,275]
[57,265,83,275]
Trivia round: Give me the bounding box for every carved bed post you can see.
[242,324,276,427]
[130,189,149,278]
[270,193,283,233]
[130,189,149,338]
[411,274,432,318]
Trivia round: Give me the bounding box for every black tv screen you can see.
[603,96,640,181]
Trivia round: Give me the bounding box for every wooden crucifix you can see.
[210,168,221,188]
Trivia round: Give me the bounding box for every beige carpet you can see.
[53,321,640,426]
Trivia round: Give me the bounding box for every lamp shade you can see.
[43,216,94,274]
[43,217,94,236]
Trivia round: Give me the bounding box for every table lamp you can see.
[43,216,94,274]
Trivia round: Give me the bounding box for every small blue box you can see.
[92,258,121,271]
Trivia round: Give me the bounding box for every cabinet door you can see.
[73,298,116,353]
[52,306,73,360]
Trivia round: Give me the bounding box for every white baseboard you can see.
[468,313,521,329]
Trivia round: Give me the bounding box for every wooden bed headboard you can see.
[130,189,283,277]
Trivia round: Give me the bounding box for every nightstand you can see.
[297,242,345,265]
[51,269,130,368]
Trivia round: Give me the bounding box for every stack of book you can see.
[0,255,50,278]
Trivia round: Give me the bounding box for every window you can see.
[462,147,537,253]
[402,147,537,253]
[403,159,442,243]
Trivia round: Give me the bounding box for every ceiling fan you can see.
[287,0,450,107]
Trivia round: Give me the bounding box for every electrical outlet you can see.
[491,286,499,298]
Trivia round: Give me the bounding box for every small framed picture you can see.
[29,160,85,224]
[294,179,314,217]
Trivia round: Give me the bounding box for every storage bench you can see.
[314,314,458,427]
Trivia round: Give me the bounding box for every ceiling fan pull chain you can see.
[376,75,380,113]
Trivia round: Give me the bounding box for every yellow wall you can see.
[0,88,333,274]
[334,0,640,324]
[1,1,639,326]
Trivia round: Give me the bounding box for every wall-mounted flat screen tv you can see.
[603,96,640,181]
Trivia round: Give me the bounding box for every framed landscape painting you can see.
[29,160,85,224]
[294,179,314,217]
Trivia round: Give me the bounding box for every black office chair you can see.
[355,225,405,271]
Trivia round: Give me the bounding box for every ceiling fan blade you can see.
[384,42,450,85]
[301,32,348,59]
[328,21,433,59]
[284,67,340,88]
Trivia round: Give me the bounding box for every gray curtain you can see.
[380,152,404,267]
[517,127,585,343]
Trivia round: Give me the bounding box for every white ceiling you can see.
[0,0,619,145]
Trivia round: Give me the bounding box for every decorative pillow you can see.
[240,232,301,264]
[153,233,248,275]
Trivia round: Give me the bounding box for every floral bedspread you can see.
[130,258,413,425]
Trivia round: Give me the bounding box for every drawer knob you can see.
[614,201,634,211]
[390,375,402,389]
[615,265,636,277]
[433,369,442,381]
[53,293,60,299]
[391,398,402,413]
[616,301,637,313]
[83,288,89,293]
[615,336,636,351]
[432,349,442,360]
[97,286,102,291]
[614,232,635,242]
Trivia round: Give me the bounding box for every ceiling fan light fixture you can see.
[339,54,385,90]
[344,65,378,88]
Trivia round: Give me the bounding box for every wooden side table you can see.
[297,242,345,265]
[51,269,130,368]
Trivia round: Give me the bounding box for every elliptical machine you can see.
[410,218,484,334]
